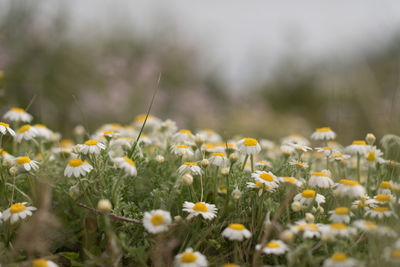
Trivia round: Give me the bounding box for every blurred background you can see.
[1,0,400,143]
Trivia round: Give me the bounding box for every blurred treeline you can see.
[1,2,400,144]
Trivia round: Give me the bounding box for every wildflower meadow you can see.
[1,104,400,267]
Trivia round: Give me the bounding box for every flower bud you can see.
[317,206,324,214]
[229,153,238,163]
[201,159,209,167]
[280,230,294,243]
[97,199,112,212]
[221,167,229,176]
[305,212,314,223]
[74,125,86,137]
[9,166,17,176]
[366,133,376,145]
[155,155,164,163]
[174,215,182,222]
[182,173,193,185]
[291,201,302,212]
[69,183,80,198]
[231,186,242,200]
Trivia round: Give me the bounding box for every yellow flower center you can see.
[283,177,296,183]
[295,161,304,166]
[352,140,366,146]
[69,158,83,167]
[331,253,347,262]
[176,145,189,149]
[312,172,328,177]
[181,252,197,263]
[301,190,316,198]
[135,114,152,123]
[243,138,258,146]
[366,152,375,162]
[150,214,164,226]
[60,139,73,148]
[373,207,389,212]
[364,221,377,230]
[17,156,31,164]
[32,259,49,267]
[228,223,245,230]
[179,129,192,135]
[322,146,332,150]
[193,202,208,212]
[375,194,392,202]
[123,157,135,166]
[297,224,318,231]
[10,203,26,213]
[391,249,400,259]
[0,122,10,127]
[18,124,31,133]
[256,181,263,189]
[104,130,114,135]
[184,162,196,165]
[266,242,280,248]
[330,223,347,230]
[219,187,227,194]
[222,264,239,267]
[34,124,47,129]
[339,179,359,186]
[334,153,343,158]
[11,107,25,113]
[334,207,349,215]
[316,127,331,132]
[259,173,274,182]
[380,181,392,189]
[85,140,98,146]
[212,153,225,157]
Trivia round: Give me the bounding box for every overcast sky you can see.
[7,0,400,89]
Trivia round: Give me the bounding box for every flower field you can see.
[1,107,400,267]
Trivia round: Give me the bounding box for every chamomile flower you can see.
[251,171,279,188]
[0,122,15,136]
[171,144,194,157]
[255,160,270,169]
[247,181,276,196]
[64,158,93,178]
[2,202,36,224]
[311,127,336,141]
[330,152,351,162]
[315,146,335,157]
[143,209,172,234]
[345,140,368,154]
[16,156,39,172]
[323,253,358,267]
[237,138,261,155]
[260,139,275,150]
[33,124,53,140]
[182,201,217,220]
[365,145,384,164]
[208,152,229,167]
[32,259,59,267]
[383,241,400,264]
[221,223,252,241]
[113,157,137,176]
[256,240,289,255]
[290,221,320,238]
[289,160,309,169]
[334,179,365,198]
[320,223,357,238]
[178,162,202,176]
[353,220,378,232]
[282,134,310,146]
[352,196,375,211]
[16,124,38,143]
[279,176,303,187]
[294,189,325,206]
[173,129,194,143]
[365,207,398,219]
[138,135,152,145]
[373,193,394,205]
[52,139,74,154]
[328,207,353,223]
[290,143,312,153]
[309,171,334,188]
[80,139,106,155]
[280,144,295,155]
[197,129,222,144]
[174,248,208,267]
[378,181,392,194]
[4,107,33,123]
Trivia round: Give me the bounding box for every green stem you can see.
[357,153,361,182]
[250,154,254,173]
[241,155,249,171]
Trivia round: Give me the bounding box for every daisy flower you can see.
[221,223,252,241]
[377,226,398,238]
[282,134,310,146]
[309,171,334,188]
[16,124,38,143]
[33,124,53,140]
[110,137,134,149]
[178,162,202,176]
[328,207,353,223]
[289,160,309,169]
[334,179,365,198]
[201,143,214,154]
[279,176,303,187]
[138,135,152,145]
[251,171,279,188]
[280,144,295,155]
[383,241,400,264]
[80,139,106,155]
[247,181,276,196]
[256,240,289,255]
[290,221,320,238]
[260,139,275,150]
[290,143,312,153]
[255,160,270,168]
[311,127,336,141]
[365,145,384,164]
[320,223,357,238]
[113,157,137,176]
[134,114,162,131]
[373,193,394,205]
[2,202,37,224]
[221,264,239,267]
[329,152,351,162]
[197,129,222,144]
[3,107,33,123]
[378,181,392,194]
[171,144,194,157]
[16,156,39,172]
[294,189,325,206]
[143,209,172,234]
[315,146,334,157]
[0,122,15,136]
[174,248,208,267]
[345,140,368,154]
[352,196,375,211]
[365,207,398,219]
[158,119,178,135]
[64,158,93,178]
[208,152,229,167]
[323,253,358,267]
[182,201,217,220]
[352,220,378,232]
[237,138,261,155]
[32,258,59,267]
[172,129,194,143]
